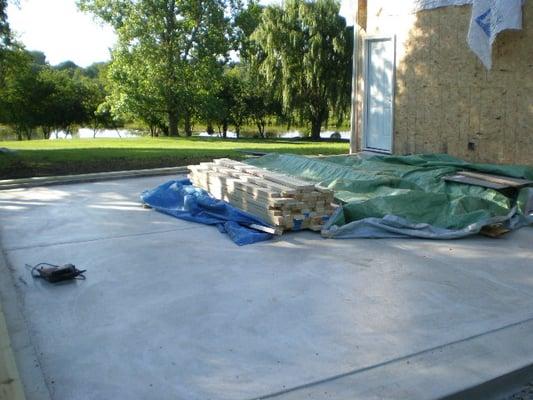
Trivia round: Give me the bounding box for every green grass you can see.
[0,137,349,179]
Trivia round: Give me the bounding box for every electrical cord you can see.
[25,262,87,281]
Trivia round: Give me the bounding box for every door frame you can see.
[362,35,397,154]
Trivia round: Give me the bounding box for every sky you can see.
[7,0,355,68]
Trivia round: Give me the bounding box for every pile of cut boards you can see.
[188,158,336,234]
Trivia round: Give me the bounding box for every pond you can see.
[50,128,351,140]
[198,130,351,140]
[50,128,140,139]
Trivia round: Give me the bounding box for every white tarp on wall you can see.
[412,0,471,10]
[411,0,525,69]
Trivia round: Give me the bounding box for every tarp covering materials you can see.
[412,0,526,69]
[142,154,532,243]
[247,153,533,239]
[141,179,273,245]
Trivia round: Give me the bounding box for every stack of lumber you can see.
[188,158,336,233]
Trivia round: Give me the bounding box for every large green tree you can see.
[78,0,240,137]
[252,0,351,139]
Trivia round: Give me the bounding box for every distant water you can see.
[50,128,350,140]
[49,128,139,139]
[198,130,350,140]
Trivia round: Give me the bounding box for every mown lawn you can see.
[0,137,349,179]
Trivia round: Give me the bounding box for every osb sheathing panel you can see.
[360,2,533,165]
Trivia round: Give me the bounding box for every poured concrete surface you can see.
[0,176,532,400]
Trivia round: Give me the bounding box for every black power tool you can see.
[29,263,86,283]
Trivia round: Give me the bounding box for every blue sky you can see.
[7,0,354,67]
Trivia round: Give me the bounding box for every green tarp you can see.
[247,153,533,239]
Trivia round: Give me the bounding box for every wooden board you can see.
[444,170,532,190]
[443,175,510,190]
[458,171,532,188]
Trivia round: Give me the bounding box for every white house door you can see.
[363,37,395,153]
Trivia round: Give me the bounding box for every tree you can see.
[252,0,352,139]
[105,47,168,135]
[234,0,263,62]
[82,75,107,137]
[29,50,47,66]
[39,69,90,138]
[55,60,81,71]
[233,1,283,138]
[0,0,18,85]
[78,0,240,137]
[0,51,52,140]
[224,68,248,138]
[78,63,120,137]
[0,0,12,52]
[208,68,246,138]
[83,61,107,79]
[0,54,93,140]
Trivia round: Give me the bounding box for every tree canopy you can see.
[252,0,352,139]
[0,0,12,50]
[78,0,241,136]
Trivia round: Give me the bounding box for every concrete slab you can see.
[0,177,199,251]
[0,176,532,400]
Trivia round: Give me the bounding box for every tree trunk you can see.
[222,120,228,138]
[207,123,214,135]
[235,125,240,139]
[168,112,179,136]
[257,120,265,138]
[42,127,51,140]
[158,122,169,136]
[310,117,322,140]
[184,113,192,137]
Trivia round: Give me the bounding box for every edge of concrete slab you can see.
[0,166,188,190]
[251,316,533,400]
[0,246,51,400]
[443,363,533,400]
[0,301,25,400]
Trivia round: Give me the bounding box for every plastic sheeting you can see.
[411,0,526,69]
[247,153,533,239]
[141,179,273,245]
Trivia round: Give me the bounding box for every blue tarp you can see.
[140,179,273,245]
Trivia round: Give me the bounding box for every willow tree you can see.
[252,0,351,140]
[78,0,238,136]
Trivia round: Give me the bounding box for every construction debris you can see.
[187,159,336,233]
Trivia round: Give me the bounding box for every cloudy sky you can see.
[7,0,354,67]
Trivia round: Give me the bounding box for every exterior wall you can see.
[357,1,533,165]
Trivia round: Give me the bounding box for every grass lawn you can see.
[0,137,349,179]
